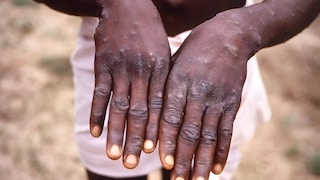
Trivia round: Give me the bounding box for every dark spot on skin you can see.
[129,105,148,122]
[163,109,183,127]
[111,97,129,112]
[201,129,218,144]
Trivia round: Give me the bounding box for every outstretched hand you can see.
[89,0,170,169]
[159,10,258,179]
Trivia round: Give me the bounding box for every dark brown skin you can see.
[91,1,171,169]
[34,0,320,179]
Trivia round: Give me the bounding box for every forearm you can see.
[34,0,159,19]
[250,0,320,48]
[198,0,319,61]
[34,0,101,17]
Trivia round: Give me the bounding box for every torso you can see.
[152,0,246,36]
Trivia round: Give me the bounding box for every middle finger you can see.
[171,99,205,179]
[123,77,149,169]
[192,106,221,180]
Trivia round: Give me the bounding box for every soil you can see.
[1,1,319,180]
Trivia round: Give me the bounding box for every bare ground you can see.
[1,1,320,180]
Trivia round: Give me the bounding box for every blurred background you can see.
[0,0,319,179]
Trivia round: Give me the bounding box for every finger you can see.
[144,59,169,153]
[106,76,130,160]
[192,107,221,180]
[90,67,112,138]
[171,99,204,179]
[212,112,236,174]
[159,77,187,170]
[123,78,149,169]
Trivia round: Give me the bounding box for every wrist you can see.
[203,8,264,61]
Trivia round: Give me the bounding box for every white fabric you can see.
[71,0,270,178]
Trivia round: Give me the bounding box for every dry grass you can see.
[0,1,85,179]
[234,16,320,180]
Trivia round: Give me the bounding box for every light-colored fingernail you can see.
[196,176,205,180]
[124,154,138,169]
[143,140,154,152]
[108,145,121,159]
[164,155,174,167]
[91,125,101,137]
[213,164,223,174]
[175,177,184,180]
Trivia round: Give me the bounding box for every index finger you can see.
[159,78,187,170]
[90,67,112,137]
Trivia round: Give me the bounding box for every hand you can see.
[89,0,170,169]
[159,10,259,179]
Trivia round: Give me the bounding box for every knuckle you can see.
[111,97,129,112]
[217,143,230,155]
[175,158,191,171]
[201,129,217,144]
[129,105,148,121]
[126,135,143,150]
[149,94,163,112]
[108,128,124,140]
[163,108,182,127]
[195,159,212,169]
[91,111,105,123]
[110,128,123,137]
[163,139,176,150]
[180,122,201,143]
[93,86,110,98]
[219,126,233,139]
[216,127,233,154]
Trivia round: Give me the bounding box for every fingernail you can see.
[124,154,138,169]
[196,177,205,180]
[164,155,174,167]
[143,140,154,152]
[91,125,101,137]
[108,145,121,159]
[175,177,184,180]
[213,164,223,174]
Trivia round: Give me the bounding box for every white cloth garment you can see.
[70,0,270,179]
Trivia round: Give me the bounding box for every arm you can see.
[34,0,101,17]
[233,0,320,51]
[159,0,320,179]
